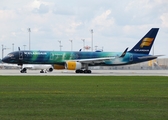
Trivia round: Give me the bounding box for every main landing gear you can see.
[75,69,92,74]
[20,68,27,73]
[75,64,91,73]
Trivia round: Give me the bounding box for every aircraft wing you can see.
[68,57,115,64]
[0,63,20,68]
[138,55,164,59]
[22,64,53,70]
[22,65,34,69]
[67,48,128,64]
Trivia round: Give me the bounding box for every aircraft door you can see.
[129,54,133,62]
[19,51,23,60]
[50,53,54,60]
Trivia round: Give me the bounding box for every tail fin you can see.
[129,28,159,54]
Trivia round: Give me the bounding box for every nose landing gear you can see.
[20,68,27,73]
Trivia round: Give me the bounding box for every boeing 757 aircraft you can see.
[2,28,162,73]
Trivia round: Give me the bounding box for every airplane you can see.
[0,63,53,73]
[2,28,163,74]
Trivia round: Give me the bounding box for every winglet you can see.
[120,47,129,57]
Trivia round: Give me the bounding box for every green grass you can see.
[0,76,168,120]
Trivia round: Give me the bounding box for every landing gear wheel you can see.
[40,70,45,73]
[75,69,80,73]
[84,70,91,73]
[87,70,91,73]
[80,70,84,73]
[20,68,27,73]
[76,69,84,73]
[84,70,88,73]
[76,69,91,74]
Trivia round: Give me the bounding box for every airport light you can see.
[28,28,31,50]
[2,45,9,59]
[81,39,85,51]
[95,46,98,51]
[69,40,73,51]
[1,45,3,59]
[58,40,62,51]
[12,43,14,52]
[91,29,93,52]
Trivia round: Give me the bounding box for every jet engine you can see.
[65,61,82,70]
[46,67,53,72]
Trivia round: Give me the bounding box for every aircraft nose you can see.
[2,52,16,63]
[2,56,9,63]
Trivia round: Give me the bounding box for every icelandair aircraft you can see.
[2,28,162,73]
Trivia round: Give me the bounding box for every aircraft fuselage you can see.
[2,50,154,66]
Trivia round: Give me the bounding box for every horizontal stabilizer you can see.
[138,55,164,59]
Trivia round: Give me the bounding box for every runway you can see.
[0,69,168,76]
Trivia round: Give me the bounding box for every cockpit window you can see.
[7,54,14,58]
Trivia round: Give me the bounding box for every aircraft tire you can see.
[20,70,26,73]
[40,70,45,73]
[84,70,87,73]
[84,70,92,74]
[88,70,91,73]
[76,69,84,73]
[76,69,91,73]
[75,69,80,73]
[80,70,84,73]
[20,68,27,73]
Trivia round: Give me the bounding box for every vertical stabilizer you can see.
[129,28,159,54]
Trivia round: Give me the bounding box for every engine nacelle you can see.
[65,61,82,70]
[47,67,53,72]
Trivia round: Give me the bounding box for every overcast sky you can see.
[0,0,168,59]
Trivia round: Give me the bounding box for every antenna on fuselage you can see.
[18,47,20,51]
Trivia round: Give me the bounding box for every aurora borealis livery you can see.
[2,28,162,73]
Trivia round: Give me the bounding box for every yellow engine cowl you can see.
[65,61,82,70]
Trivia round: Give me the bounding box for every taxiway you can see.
[0,69,168,76]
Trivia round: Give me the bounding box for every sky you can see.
[0,0,168,59]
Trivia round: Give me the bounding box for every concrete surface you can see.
[0,69,168,76]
